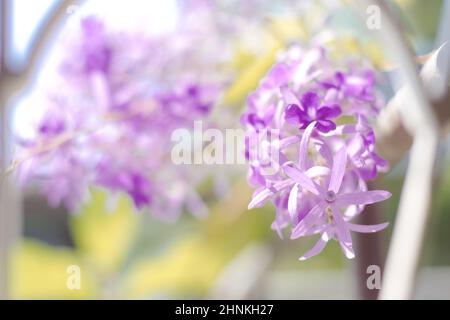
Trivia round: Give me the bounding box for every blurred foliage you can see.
[395,0,443,44]
[10,240,97,299]
[70,191,138,278]
[224,43,281,107]
[122,179,274,298]
[11,178,358,299]
[223,17,308,107]
[11,182,275,299]
[428,159,450,265]
[223,0,407,110]
[380,157,450,267]
[11,190,137,299]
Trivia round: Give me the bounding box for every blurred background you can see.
[1,0,450,299]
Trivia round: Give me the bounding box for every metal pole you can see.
[0,0,22,300]
[0,0,11,300]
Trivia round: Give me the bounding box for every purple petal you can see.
[267,63,290,87]
[272,179,297,191]
[297,110,312,124]
[248,166,266,186]
[283,164,321,195]
[316,140,333,165]
[319,80,338,90]
[316,120,337,133]
[339,240,355,259]
[301,91,320,109]
[291,202,326,239]
[248,179,295,209]
[81,18,111,74]
[127,174,153,209]
[299,121,316,170]
[246,113,266,129]
[293,222,328,238]
[284,104,302,125]
[347,222,389,233]
[38,116,66,136]
[316,104,342,119]
[328,146,347,193]
[248,188,273,209]
[288,183,300,219]
[279,136,301,149]
[332,208,355,260]
[347,134,365,159]
[327,104,342,118]
[335,71,345,86]
[336,190,392,207]
[271,213,289,239]
[299,234,329,261]
[306,166,330,178]
[280,86,300,106]
[372,152,389,170]
[331,124,356,136]
[332,205,353,248]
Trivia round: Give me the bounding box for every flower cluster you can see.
[14,13,227,219]
[242,45,391,260]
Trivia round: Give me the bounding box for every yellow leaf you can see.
[122,179,273,298]
[70,190,138,277]
[223,16,308,107]
[223,43,282,107]
[323,35,390,70]
[122,235,229,298]
[10,240,97,299]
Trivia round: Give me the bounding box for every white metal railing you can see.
[359,0,450,300]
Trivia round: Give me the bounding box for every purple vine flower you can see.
[243,44,391,260]
[284,143,390,259]
[81,17,112,74]
[13,7,234,219]
[284,90,342,133]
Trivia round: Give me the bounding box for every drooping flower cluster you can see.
[13,11,231,219]
[242,45,391,260]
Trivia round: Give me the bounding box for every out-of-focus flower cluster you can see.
[14,6,234,219]
[242,45,391,260]
[12,0,323,219]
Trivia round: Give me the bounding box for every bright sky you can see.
[8,0,59,70]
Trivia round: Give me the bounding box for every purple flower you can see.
[334,115,389,180]
[14,7,235,220]
[96,160,153,209]
[81,17,111,74]
[243,45,390,260]
[322,70,376,102]
[284,90,342,133]
[241,112,272,132]
[283,146,390,259]
[38,115,66,137]
[335,70,376,102]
